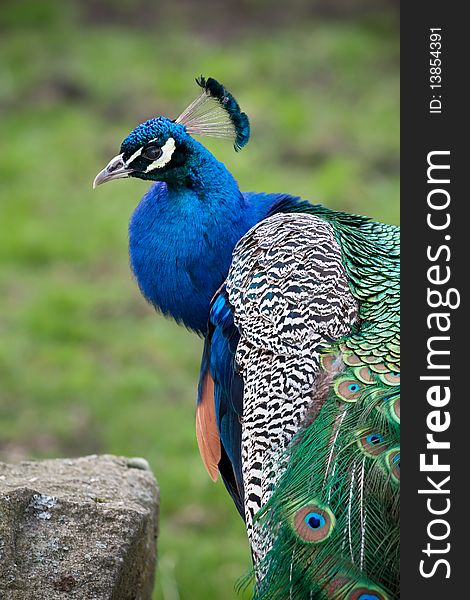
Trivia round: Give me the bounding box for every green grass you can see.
[0,13,398,600]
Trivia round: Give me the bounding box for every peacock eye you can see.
[142,144,163,161]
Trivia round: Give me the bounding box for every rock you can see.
[0,455,159,600]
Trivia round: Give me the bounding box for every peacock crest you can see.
[176,76,250,150]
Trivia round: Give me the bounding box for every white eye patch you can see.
[145,137,176,172]
[125,145,145,165]
[124,137,177,172]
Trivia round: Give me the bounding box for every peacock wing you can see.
[251,205,400,599]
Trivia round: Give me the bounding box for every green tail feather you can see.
[252,349,400,599]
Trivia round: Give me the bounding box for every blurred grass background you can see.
[0,1,399,598]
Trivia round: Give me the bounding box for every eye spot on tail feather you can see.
[335,378,363,402]
[292,504,335,543]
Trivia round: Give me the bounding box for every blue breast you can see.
[129,176,276,334]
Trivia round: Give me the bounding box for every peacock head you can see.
[93,77,250,188]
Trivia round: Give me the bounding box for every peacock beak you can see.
[93,154,134,188]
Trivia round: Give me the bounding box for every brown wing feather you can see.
[196,372,221,481]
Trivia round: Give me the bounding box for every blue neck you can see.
[129,143,270,334]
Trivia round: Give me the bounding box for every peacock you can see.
[93,77,400,599]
